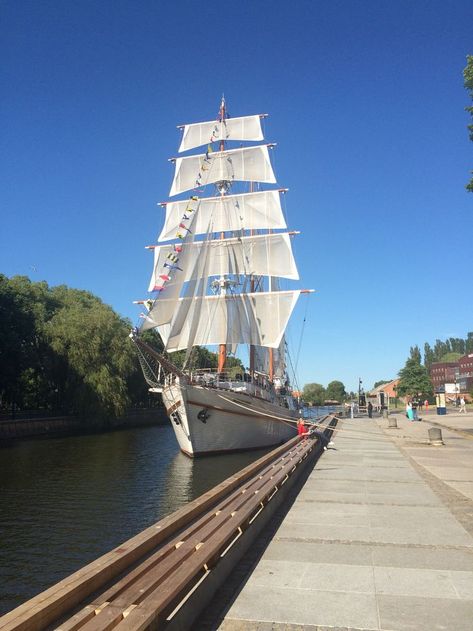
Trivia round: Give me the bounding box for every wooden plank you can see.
[113,442,316,630]
[75,450,302,626]
[59,439,315,631]
[70,444,310,621]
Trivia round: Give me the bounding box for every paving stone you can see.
[377,594,473,630]
[265,540,373,566]
[373,566,460,599]
[225,585,380,629]
[371,545,473,571]
[198,418,473,631]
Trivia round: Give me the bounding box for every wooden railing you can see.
[0,416,337,631]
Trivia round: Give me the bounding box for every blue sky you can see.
[1,0,472,393]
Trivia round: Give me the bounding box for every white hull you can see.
[162,381,298,456]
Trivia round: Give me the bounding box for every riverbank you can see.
[0,407,168,441]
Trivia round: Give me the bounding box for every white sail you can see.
[170,145,276,196]
[156,323,171,346]
[148,233,299,291]
[158,190,287,242]
[254,337,286,379]
[179,115,264,152]
[142,290,301,351]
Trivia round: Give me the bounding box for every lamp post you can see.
[358,378,362,406]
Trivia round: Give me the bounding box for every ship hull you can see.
[162,381,298,457]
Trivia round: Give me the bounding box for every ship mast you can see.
[268,266,274,382]
[217,96,227,374]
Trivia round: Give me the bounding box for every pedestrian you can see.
[406,401,414,421]
[459,397,467,414]
[424,399,429,414]
[297,417,308,437]
[412,399,418,421]
[367,401,373,418]
[310,429,335,450]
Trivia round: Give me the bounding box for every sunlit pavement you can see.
[217,417,473,631]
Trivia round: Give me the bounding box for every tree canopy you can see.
[464,55,473,192]
[409,345,422,364]
[0,275,143,418]
[325,380,347,402]
[302,383,326,406]
[396,356,433,399]
[423,333,472,370]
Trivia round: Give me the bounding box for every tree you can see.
[325,380,346,402]
[302,383,326,406]
[433,339,448,361]
[0,275,143,419]
[397,357,433,399]
[424,342,435,371]
[46,286,135,418]
[467,332,473,354]
[464,55,473,192]
[409,345,422,364]
[447,337,465,354]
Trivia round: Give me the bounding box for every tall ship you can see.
[131,99,313,457]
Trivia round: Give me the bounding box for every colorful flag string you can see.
[145,115,229,309]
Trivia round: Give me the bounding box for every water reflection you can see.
[0,424,269,615]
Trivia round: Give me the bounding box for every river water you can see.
[0,423,270,616]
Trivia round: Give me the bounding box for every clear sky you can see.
[1,0,472,393]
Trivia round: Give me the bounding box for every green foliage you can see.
[439,352,462,362]
[424,342,435,371]
[325,380,347,402]
[397,357,433,399]
[302,383,326,406]
[468,332,473,354]
[409,345,422,364]
[421,334,471,365]
[464,55,473,191]
[170,347,244,377]
[0,275,142,419]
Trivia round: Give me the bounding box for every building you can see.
[430,355,473,395]
[429,362,459,391]
[458,354,473,394]
[367,379,400,408]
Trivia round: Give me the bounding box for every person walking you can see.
[459,397,467,414]
[424,399,429,414]
[406,401,414,421]
[367,401,373,418]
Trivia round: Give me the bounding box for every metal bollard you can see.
[428,427,444,446]
[388,416,398,429]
